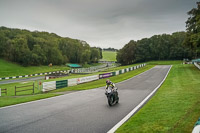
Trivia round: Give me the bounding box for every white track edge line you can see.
[0,64,151,110]
[107,65,172,133]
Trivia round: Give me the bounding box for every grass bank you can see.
[0,65,154,107]
[116,64,200,133]
[0,59,103,78]
[0,59,70,78]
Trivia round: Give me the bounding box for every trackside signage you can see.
[77,75,99,84]
[42,81,56,92]
[99,73,112,79]
[68,78,78,86]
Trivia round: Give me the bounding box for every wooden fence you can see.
[15,83,34,96]
[0,88,7,96]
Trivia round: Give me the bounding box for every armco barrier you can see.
[112,72,116,76]
[116,70,119,75]
[126,68,129,72]
[121,69,124,74]
[193,117,200,133]
[77,75,99,84]
[56,80,68,89]
[42,81,56,92]
[68,78,78,86]
[119,70,122,74]
[124,69,127,73]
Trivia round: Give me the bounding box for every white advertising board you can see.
[42,81,56,92]
[77,75,99,84]
[68,78,78,86]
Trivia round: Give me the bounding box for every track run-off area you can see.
[0,65,171,133]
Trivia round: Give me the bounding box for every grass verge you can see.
[116,64,200,133]
[147,60,182,65]
[0,65,154,107]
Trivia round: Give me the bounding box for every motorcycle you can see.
[105,87,119,106]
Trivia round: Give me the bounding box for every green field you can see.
[0,65,153,107]
[117,64,200,133]
[101,51,117,61]
[0,59,70,78]
[0,59,104,78]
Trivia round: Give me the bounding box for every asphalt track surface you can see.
[0,65,171,133]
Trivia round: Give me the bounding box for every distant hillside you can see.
[0,26,102,66]
[101,51,117,61]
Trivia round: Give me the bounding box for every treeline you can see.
[103,47,118,52]
[117,32,193,65]
[0,27,102,66]
[117,2,200,65]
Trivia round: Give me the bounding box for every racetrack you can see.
[0,65,171,133]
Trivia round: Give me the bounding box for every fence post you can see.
[33,83,34,94]
[15,86,16,96]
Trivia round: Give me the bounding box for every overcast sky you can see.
[0,0,198,49]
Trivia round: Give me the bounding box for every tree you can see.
[90,47,100,63]
[0,26,101,66]
[31,44,47,65]
[116,32,189,65]
[135,38,151,62]
[117,40,137,65]
[0,32,9,57]
[185,2,200,58]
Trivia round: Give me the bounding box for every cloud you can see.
[0,0,197,49]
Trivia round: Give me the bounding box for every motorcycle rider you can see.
[105,79,118,98]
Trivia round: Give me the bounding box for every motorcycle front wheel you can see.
[108,95,114,106]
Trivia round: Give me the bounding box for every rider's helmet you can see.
[106,79,111,85]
